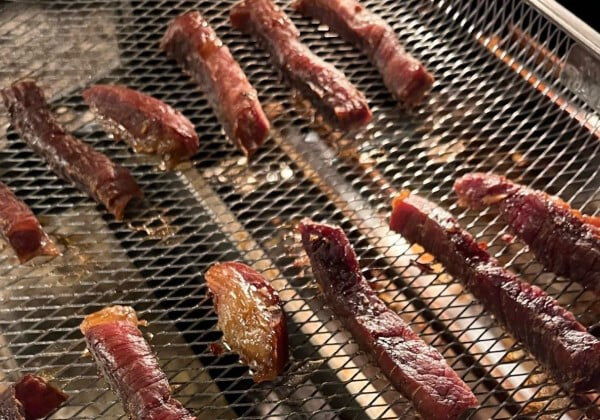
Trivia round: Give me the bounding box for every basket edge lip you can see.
[526,0,600,59]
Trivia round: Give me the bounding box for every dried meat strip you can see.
[299,219,478,420]
[230,0,372,130]
[0,374,67,420]
[390,193,600,391]
[80,306,196,420]
[1,81,142,220]
[161,11,270,157]
[0,181,59,263]
[83,85,200,170]
[454,172,600,293]
[293,0,434,105]
[205,262,288,382]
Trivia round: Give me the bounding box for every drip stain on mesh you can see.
[0,0,598,419]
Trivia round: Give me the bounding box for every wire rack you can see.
[1,0,599,418]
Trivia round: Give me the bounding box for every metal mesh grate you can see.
[1,0,599,418]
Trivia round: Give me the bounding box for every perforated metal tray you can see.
[1,0,599,418]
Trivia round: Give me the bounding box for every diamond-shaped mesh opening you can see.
[1,0,599,419]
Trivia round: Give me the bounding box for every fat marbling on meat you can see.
[293,0,434,105]
[0,181,59,263]
[80,306,196,420]
[390,192,600,391]
[83,85,199,170]
[231,0,372,130]
[1,80,142,220]
[161,11,270,157]
[300,219,478,420]
[454,172,600,293]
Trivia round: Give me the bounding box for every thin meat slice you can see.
[0,181,60,263]
[161,11,270,157]
[230,0,372,130]
[390,193,600,391]
[454,172,600,293]
[299,219,478,420]
[83,85,200,170]
[1,374,67,420]
[205,262,288,382]
[293,0,434,105]
[1,81,142,220]
[80,306,196,420]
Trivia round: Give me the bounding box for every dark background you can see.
[557,1,599,32]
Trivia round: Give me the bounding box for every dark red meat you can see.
[1,81,142,220]
[80,306,196,420]
[0,181,59,263]
[293,0,434,105]
[205,262,288,382]
[14,375,67,420]
[230,0,372,130]
[454,172,600,293]
[390,193,600,391]
[83,85,199,170]
[161,11,270,157]
[299,219,478,420]
[0,374,67,420]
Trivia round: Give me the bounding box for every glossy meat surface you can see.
[0,181,59,263]
[231,0,372,130]
[205,262,288,382]
[293,0,434,105]
[390,193,600,391]
[299,219,477,420]
[83,85,199,170]
[0,375,67,420]
[161,11,270,157]
[80,306,196,420]
[1,81,142,220]
[454,172,600,293]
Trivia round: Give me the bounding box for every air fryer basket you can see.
[1,0,599,418]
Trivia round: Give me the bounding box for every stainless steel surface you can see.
[561,44,600,113]
[1,0,599,418]
[527,0,600,58]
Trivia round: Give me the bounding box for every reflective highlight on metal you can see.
[0,0,599,418]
